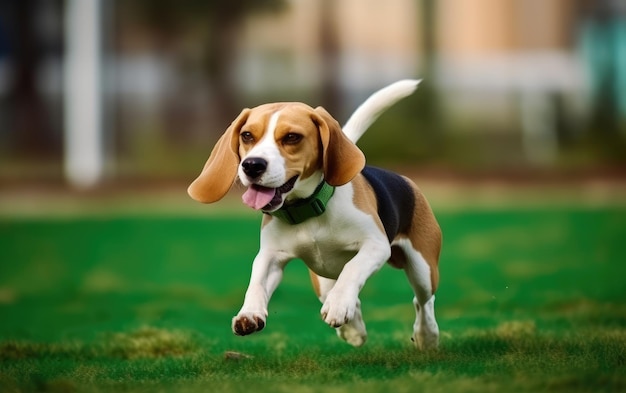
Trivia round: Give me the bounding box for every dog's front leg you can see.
[232,250,288,336]
[321,239,390,327]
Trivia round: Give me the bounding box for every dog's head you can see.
[188,102,365,211]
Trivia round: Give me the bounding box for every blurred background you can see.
[0,0,624,192]
[2,3,626,389]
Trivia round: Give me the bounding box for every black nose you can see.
[241,157,268,179]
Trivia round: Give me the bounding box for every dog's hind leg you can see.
[392,240,439,350]
[309,271,367,347]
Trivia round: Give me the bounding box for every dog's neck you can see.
[287,171,324,201]
[265,172,335,225]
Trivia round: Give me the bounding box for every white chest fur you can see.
[259,183,388,279]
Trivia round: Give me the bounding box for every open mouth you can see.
[241,176,298,211]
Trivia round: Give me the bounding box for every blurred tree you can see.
[2,0,62,157]
[319,0,341,116]
[415,0,444,156]
[126,0,286,128]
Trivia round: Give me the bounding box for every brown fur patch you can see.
[308,269,321,298]
[402,178,442,293]
[351,174,385,234]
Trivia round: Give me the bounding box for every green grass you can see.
[1,208,625,392]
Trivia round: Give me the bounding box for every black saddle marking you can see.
[360,166,415,242]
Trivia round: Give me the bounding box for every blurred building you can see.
[236,0,420,98]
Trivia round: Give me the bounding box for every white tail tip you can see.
[343,79,422,143]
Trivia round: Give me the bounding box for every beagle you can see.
[188,80,441,350]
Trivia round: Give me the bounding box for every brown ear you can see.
[188,108,251,203]
[313,106,365,186]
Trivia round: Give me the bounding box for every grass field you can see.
[1,189,625,392]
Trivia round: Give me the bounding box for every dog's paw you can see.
[411,329,439,351]
[232,312,266,336]
[321,296,357,328]
[337,318,367,347]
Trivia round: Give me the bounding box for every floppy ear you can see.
[313,106,365,186]
[188,108,251,203]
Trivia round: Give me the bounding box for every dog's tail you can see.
[342,79,421,144]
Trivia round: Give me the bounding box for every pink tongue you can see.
[242,186,276,210]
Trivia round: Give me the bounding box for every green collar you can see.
[265,181,335,225]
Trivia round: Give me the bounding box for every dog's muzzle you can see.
[241,157,268,180]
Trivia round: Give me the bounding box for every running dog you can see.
[188,80,441,349]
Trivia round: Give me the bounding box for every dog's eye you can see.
[240,131,254,143]
[282,133,302,145]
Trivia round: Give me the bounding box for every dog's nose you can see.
[241,157,268,179]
